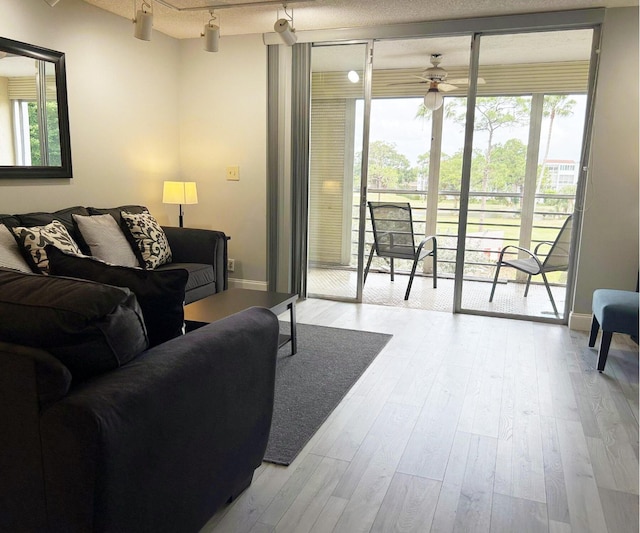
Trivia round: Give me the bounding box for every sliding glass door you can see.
[306,42,371,300]
[456,29,595,321]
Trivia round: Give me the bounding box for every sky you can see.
[354,95,588,167]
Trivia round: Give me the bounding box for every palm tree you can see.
[536,95,577,195]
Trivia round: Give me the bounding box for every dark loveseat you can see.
[0,267,279,532]
[0,204,229,302]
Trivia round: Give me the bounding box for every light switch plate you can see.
[226,166,239,181]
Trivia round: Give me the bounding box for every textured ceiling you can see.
[80,0,637,40]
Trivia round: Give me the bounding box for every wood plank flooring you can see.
[201,299,639,533]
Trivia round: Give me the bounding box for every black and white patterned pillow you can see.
[121,211,172,270]
[12,220,83,274]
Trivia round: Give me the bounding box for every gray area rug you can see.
[264,322,392,466]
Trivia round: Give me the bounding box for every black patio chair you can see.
[489,214,573,315]
[364,202,437,300]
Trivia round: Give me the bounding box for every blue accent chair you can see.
[589,289,639,372]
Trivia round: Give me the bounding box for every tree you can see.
[536,95,577,194]
[489,138,527,194]
[445,97,530,228]
[358,140,413,190]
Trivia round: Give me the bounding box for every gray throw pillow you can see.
[0,224,32,273]
[73,214,140,268]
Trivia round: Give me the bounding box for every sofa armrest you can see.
[162,226,229,292]
[39,307,279,532]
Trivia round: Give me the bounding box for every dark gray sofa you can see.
[0,204,229,302]
[0,266,279,532]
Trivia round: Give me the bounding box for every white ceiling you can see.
[80,0,637,40]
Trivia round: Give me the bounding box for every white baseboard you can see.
[228,278,268,291]
[569,312,592,331]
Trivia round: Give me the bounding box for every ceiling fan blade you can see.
[386,81,429,86]
[437,83,459,92]
[443,77,487,85]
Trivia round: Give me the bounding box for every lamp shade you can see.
[163,181,198,205]
[423,88,444,111]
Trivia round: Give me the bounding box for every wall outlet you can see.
[227,258,235,272]
[226,166,239,181]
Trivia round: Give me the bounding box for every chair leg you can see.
[524,275,532,297]
[588,316,600,347]
[432,248,437,289]
[541,272,559,315]
[597,331,613,372]
[489,263,502,302]
[390,258,395,282]
[364,246,374,286]
[405,256,420,300]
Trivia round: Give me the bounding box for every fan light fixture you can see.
[202,12,220,52]
[424,86,444,111]
[274,4,297,46]
[133,0,154,41]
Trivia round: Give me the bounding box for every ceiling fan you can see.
[387,53,485,110]
[410,53,481,92]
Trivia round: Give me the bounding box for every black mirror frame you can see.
[0,36,72,179]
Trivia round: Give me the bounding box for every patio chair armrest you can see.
[533,241,554,254]
[497,245,542,269]
[416,235,437,255]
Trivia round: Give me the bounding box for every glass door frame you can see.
[305,39,374,303]
[452,27,602,323]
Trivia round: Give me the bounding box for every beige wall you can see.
[177,35,268,283]
[572,7,639,318]
[0,0,180,223]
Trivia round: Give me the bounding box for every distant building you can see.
[543,159,578,191]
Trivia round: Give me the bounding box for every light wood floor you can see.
[201,299,639,533]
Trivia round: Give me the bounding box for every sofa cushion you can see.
[0,269,148,381]
[11,220,83,274]
[156,262,214,292]
[72,214,140,268]
[0,225,31,273]
[48,247,188,347]
[121,211,172,269]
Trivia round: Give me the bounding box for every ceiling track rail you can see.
[153,0,314,13]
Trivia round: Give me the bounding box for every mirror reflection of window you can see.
[0,55,60,167]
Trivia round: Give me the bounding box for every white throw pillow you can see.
[0,224,32,273]
[73,214,140,268]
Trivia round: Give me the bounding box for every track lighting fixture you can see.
[202,12,220,52]
[133,0,154,41]
[274,4,297,46]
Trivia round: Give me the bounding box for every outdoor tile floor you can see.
[308,267,567,319]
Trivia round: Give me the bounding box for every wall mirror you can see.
[0,36,72,179]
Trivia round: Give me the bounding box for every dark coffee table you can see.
[184,288,298,355]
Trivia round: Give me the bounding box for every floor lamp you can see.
[163,181,198,228]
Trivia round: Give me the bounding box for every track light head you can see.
[133,1,153,41]
[274,18,297,46]
[203,23,220,52]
